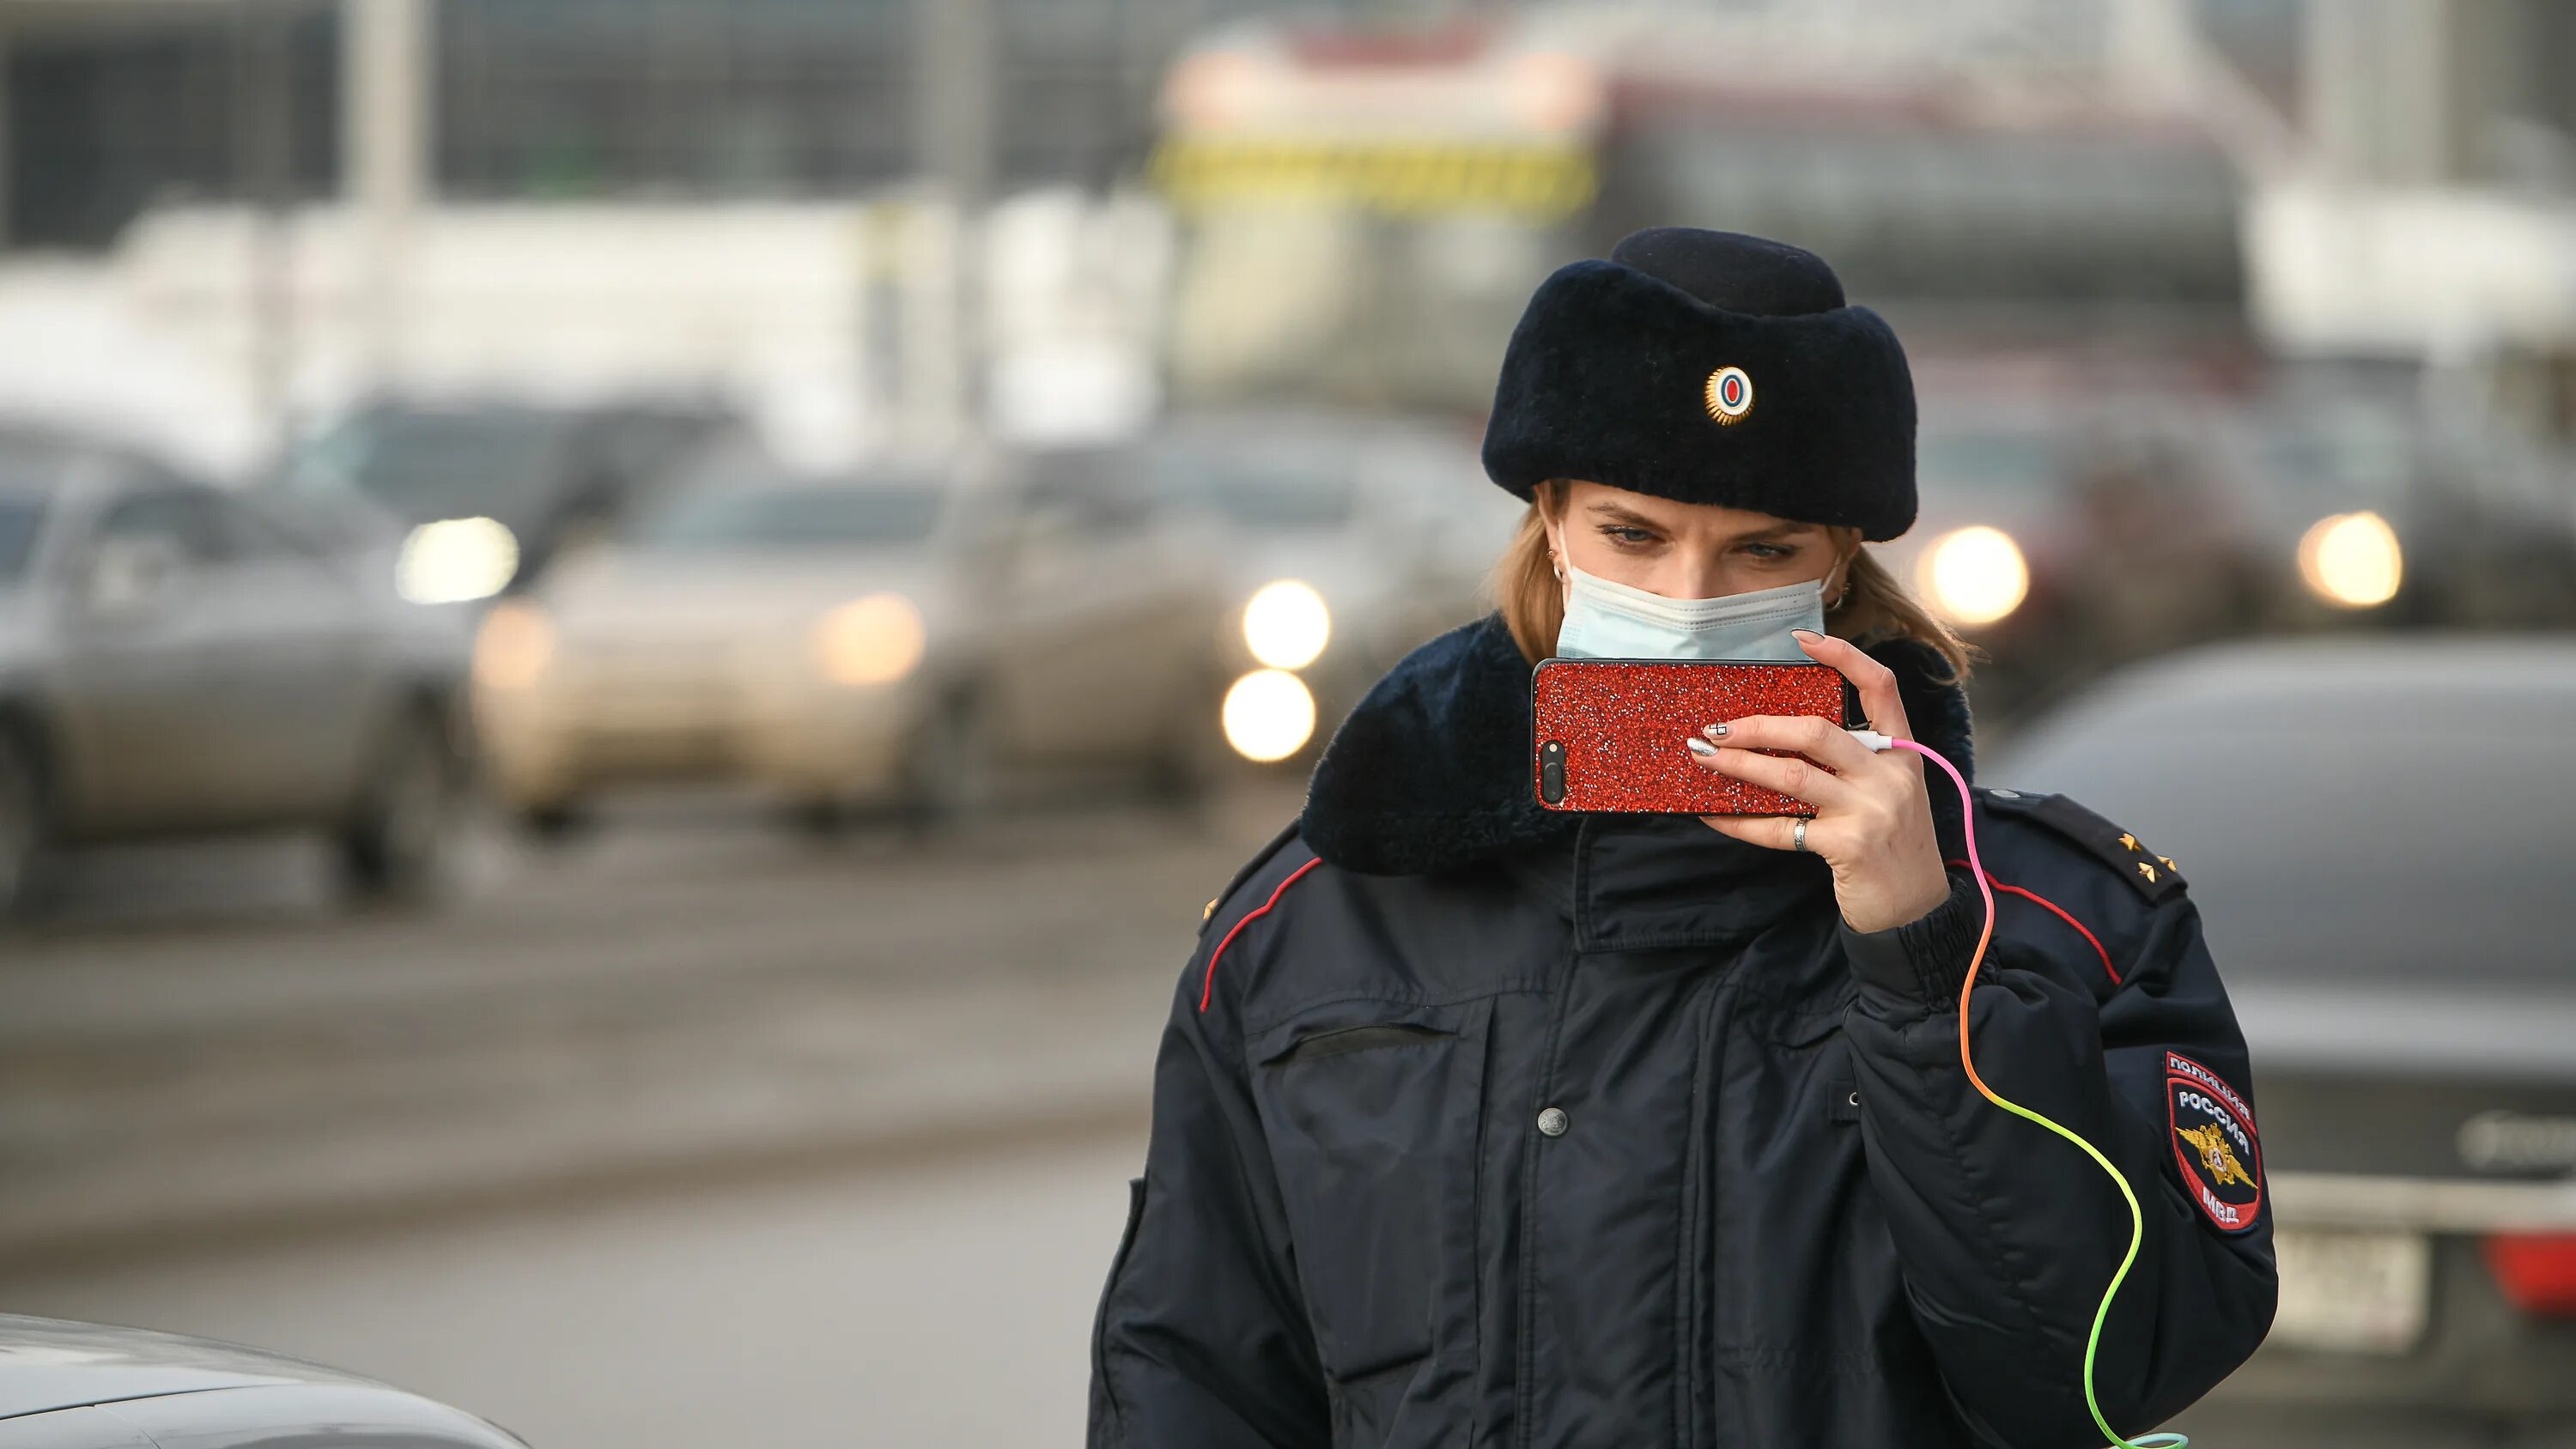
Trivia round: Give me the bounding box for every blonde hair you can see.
[1488,478,1978,684]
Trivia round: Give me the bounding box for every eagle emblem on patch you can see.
[1704,366,1754,425]
[2167,1052,2263,1234]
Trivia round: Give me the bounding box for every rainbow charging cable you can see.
[1850,730,2187,1449]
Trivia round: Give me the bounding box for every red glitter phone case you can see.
[1532,658,1848,815]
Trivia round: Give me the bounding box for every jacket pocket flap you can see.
[1265,1022,1455,1068]
[1252,1000,1475,1068]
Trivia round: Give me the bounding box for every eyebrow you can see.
[1584,502,1811,541]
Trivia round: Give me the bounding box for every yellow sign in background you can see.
[1151,137,1598,221]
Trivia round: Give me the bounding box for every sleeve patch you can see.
[2168,1052,2263,1234]
[1979,789,2186,906]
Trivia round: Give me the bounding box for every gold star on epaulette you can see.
[1984,791,2183,903]
[1202,895,1220,923]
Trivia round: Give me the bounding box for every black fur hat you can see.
[1479,227,1917,541]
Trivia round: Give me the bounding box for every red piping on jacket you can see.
[1942,858,2122,988]
[1200,858,1324,1012]
[1198,854,2112,1009]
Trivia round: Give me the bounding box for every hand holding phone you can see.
[1532,658,1846,815]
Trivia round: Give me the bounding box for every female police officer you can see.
[1086,228,2277,1448]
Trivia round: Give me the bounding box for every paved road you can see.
[0,1126,1149,1449]
[0,782,1302,1259]
[0,783,1267,1446]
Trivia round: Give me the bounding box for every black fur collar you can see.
[1297,609,1978,877]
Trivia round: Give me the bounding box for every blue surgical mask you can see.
[1553,556,1826,662]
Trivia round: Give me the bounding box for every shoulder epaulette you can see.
[1976,786,2186,906]
[1197,817,1309,939]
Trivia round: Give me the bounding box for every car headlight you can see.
[1914,525,2029,626]
[1221,669,1315,762]
[1242,579,1331,671]
[2297,510,2403,608]
[474,601,556,692]
[398,517,520,604]
[812,592,927,687]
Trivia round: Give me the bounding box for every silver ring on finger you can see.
[1792,816,1808,853]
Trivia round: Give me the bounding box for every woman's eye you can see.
[1600,525,1656,547]
[1744,542,1797,560]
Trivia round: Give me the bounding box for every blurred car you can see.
[0,1313,526,1447]
[1885,385,2271,723]
[1140,410,1525,767]
[280,396,752,606]
[0,431,473,914]
[2207,388,2576,635]
[1990,634,2576,1448]
[474,443,1228,835]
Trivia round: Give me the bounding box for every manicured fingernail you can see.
[1791,628,1822,641]
[1685,737,1717,757]
[1702,723,1729,739]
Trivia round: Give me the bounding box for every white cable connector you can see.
[1848,729,1898,753]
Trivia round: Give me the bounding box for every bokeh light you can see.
[1241,579,1331,670]
[1221,668,1315,762]
[2298,511,2403,609]
[473,601,556,692]
[1916,526,2030,627]
[813,593,927,687]
[398,517,520,604]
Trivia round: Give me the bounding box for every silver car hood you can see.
[539,550,963,637]
[2229,980,2576,1082]
[0,1314,381,1420]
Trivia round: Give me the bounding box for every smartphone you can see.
[1531,658,1849,815]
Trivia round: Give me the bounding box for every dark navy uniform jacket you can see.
[1086,611,2278,1448]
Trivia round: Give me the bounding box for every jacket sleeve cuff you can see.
[1840,865,1984,1009]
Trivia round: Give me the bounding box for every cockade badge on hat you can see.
[1704,366,1754,426]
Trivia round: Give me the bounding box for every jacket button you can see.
[1536,1106,1570,1137]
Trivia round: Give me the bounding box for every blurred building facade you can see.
[2255,2,2576,441]
[3,3,2569,246]
[3,0,2576,462]
[0,0,1335,252]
